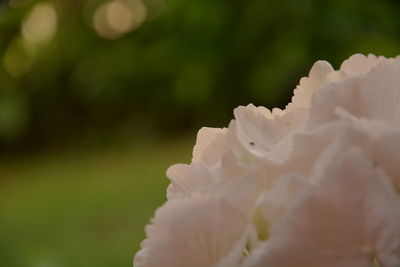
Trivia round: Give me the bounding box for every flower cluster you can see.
[134,54,400,267]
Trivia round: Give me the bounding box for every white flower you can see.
[134,54,400,267]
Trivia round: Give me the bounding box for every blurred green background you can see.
[0,0,399,266]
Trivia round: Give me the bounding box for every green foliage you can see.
[0,0,399,149]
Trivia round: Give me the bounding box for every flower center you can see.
[252,208,270,241]
[370,253,382,267]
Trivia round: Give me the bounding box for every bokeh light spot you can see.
[21,2,58,45]
[106,1,135,32]
[93,0,147,40]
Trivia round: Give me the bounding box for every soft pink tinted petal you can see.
[373,132,400,192]
[134,195,248,267]
[308,57,400,128]
[245,147,400,267]
[288,60,334,110]
[192,127,228,166]
[166,163,212,199]
[221,169,266,217]
[340,53,386,75]
[285,119,372,178]
[255,174,307,226]
[232,104,307,159]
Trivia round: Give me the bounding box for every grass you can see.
[0,138,193,267]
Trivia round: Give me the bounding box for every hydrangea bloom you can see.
[134,54,400,267]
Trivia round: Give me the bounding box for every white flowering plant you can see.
[134,54,400,267]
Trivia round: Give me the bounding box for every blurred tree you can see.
[0,0,399,151]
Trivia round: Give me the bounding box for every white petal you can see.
[373,131,400,192]
[233,104,277,152]
[221,169,266,217]
[308,57,400,128]
[166,163,213,199]
[134,195,249,267]
[219,151,250,181]
[255,174,307,226]
[358,57,400,122]
[340,53,386,75]
[288,60,334,110]
[287,116,395,181]
[232,104,307,160]
[192,127,228,166]
[245,147,400,267]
